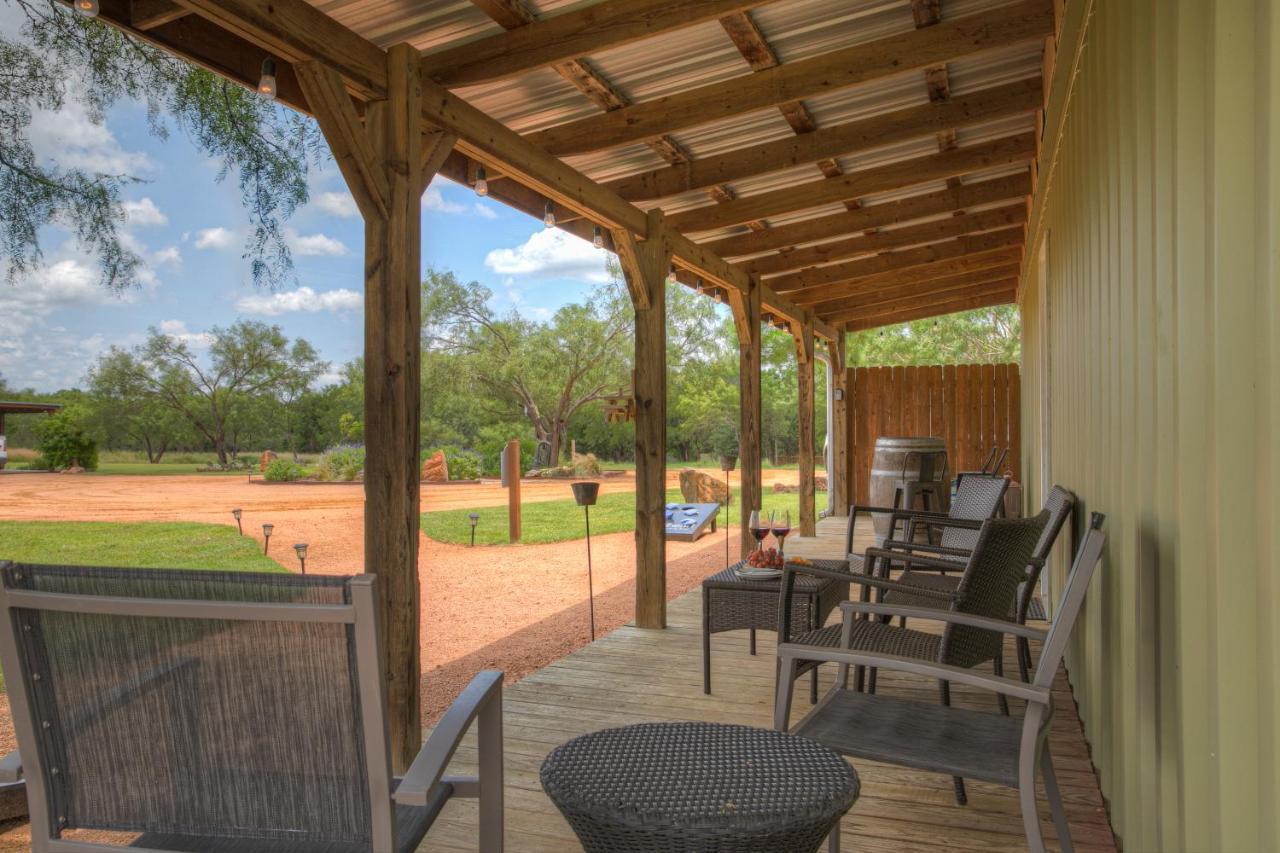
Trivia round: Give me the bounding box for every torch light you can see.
[571,481,600,641]
[262,524,274,555]
[468,512,480,547]
[231,508,243,535]
[293,543,308,574]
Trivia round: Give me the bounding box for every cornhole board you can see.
[665,502,720,542]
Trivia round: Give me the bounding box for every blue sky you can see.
[0,44,613,391]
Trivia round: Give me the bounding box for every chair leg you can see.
[854,665,866,692]
[1017,636,1033,682]
[1018,743,1047,853]
[993,655,1011,716]
[827,824,840,852]
[867,667,877,695]
[810,668,818,704]
[1041,747,1073,853]
[939,680,967,805]
[749,627,756,656]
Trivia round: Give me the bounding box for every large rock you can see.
[679,468,729,505]
[571,452,601,477]
[259,450,278,472]
[421,450,449,483]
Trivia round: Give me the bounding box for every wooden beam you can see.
[619,216,673,629]
[792,318,816,536]
[668,132,1036,234]
[704,172,1031,258]
[421,0,776,88]
[419,130,458,197]
[826,332,849,517]
[131,0,189,30]
[612,209,669,311]
[604,79,1042,201]
[844,285,1017,331]
[801,247,1024,311]
[728,277,762,558]
[524,0,1054,156]
[776,227,1025,297]
[816,264,1023,321]
[743,204,1027,278]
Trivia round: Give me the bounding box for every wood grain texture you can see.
[728,277,763,557]
[818,265,1021,322]
[827,333,849,517]
[793,319,816,536]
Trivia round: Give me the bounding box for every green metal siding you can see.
[1019,0,1279,850]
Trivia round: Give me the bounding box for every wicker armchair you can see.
[775,513,1106,853]
[880,485,1076,680]
[778,512,1048,804]
[0,564,504,853]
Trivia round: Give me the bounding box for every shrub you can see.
[317,445,365,481]
[263,458,306,482]
[36,409,99,470]
[448,452,481,481]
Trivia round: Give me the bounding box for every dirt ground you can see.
[0,467,802,741]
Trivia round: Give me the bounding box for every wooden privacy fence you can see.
[844,363,1021,505]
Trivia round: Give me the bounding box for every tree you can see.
[273,339,329,459]
[846,305,1021,366]
[0,2,321,289]
[87,348,189,462]
[422,268,630,466]
[35,404,98,469]
[117,320,325,465]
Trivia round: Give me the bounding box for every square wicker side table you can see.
[701,561,849,700]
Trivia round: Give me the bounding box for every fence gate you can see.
[844,363,1021,505]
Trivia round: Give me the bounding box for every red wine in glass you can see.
[772,510,792,557]
[748,510,770,548]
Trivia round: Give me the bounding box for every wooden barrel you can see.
[869,436,947,539]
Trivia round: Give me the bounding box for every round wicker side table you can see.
[540,722,859,853]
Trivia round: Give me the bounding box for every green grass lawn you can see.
[92,462,251,476]
[422,486,817,546]
[0,521,286,571]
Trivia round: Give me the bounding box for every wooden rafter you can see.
[605,78,1041,202]
[818,267,1022,322]
[799,246,1024,311]
[843,286,1017,331]
[131,0,189,31]
[743,204,1027,278]
[668,133,1036,233]
[703,172,1031,258]
[421,0,777,88]
[525,0,1054,156]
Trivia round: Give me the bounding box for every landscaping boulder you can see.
[679,468,729,504]
[421,450,449,483]
[259,450,278,472]
[571,452,601,477]
[61,465,86,475]
[772,476,829,494]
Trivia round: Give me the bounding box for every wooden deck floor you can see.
[421,516,1116,852]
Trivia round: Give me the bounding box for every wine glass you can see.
[748,510,770,551]
[772,509,792,559]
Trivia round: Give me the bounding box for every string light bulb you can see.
[543,201,555,228]
[593,225,604,249]
[474,166,488,197]
[73,0,98,17]
[666,264,677,285]
[713,288,724,304]
[695,277,705,295]
[257,58,278,102]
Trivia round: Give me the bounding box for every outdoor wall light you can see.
[262,523,274,555]
[474,166,488,197]
[592,225,604,249]
[231,508,243,535]
[543,201,555,228]
[293,543,308,574]
[571,482,600,641]
[833,388,844,402]
[74,0,98,17]
[257,58,278,102]
[468,512,480,547]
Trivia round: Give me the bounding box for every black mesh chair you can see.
[0,564,504,853]
[775,514,1106,853]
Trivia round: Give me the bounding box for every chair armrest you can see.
[783,560,864,583]
[0,751,20,784]
[395,670,503,808]
[879,540,974,558]
[863,547,964,573]
[843,575,958,601]
[839,601,1049,640]
[776,642,1049,705]
[852,504,949,520]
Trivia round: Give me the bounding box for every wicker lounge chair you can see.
[0,563,504,853]
[775,513,1106,853]
[880,485,1076,680]
[779,512,1048,804]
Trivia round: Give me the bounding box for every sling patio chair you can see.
[878,485,1077,680]
[775,513,1106,853]
[0,563,504,853]
[779,512,1048,804]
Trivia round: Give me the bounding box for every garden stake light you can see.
[571,482,600,641]
[468,512,480,547]
[231,508,242,535]
[293,543,308,574]
[262,524,273,555]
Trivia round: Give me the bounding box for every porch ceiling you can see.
[111,0,1048,331]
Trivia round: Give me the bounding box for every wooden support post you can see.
[729,277,762,558]
[793,317,816,537]
[826,331,849,517]
[296,45,452,773]
[505,439,522,542]
[613,210,672,629]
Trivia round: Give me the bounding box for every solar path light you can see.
[468,512,481,547]
[231,508,243,535]
[293,543,308,574]
[262,524,274,555]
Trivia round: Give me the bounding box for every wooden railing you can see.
[844,363,1021,505]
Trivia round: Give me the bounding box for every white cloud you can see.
[194,227,236,250]
[313,190,359,219]
[472,203,498,220]
[484,228,611,283]
[235,286,362,316]
[423,183,466,215]
[286,229,349,257]
[122,198,167,226]
[152,246,182,269]
[27,100,152,177]
[159,319,214,349]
